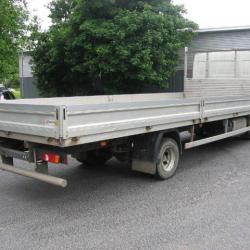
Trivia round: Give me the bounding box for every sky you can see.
[27,0,250,30]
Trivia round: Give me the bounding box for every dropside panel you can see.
[0,103,60,139]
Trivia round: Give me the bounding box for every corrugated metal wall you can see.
[19,52,40,98]
[192,30,250,50]
[21,78,39,98]
[174,30,250,90]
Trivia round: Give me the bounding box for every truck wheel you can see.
[155,138,180,180]
[77,149,112,166]
[241,131,250,139]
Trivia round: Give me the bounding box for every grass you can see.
[14,88,21,99]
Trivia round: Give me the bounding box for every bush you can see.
[32,0,197,97]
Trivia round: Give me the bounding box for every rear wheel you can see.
[241,131,250,139]
[77,149,112,166]
[155,138,180,180]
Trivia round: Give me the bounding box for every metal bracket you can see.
[57,106,68,141]
[200,99,205,120]
[35,161,48,174]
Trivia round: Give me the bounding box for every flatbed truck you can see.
[1,48,250,187]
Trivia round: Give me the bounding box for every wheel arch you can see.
[132,129,182,175]
[161,130,182,154]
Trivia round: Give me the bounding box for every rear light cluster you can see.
[40,152,68,164]
[42,152,61,164]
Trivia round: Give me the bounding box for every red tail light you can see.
[42,152,61,164]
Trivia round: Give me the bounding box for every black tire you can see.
[155,138,180,180]
[241,131,250,139]
[77,149,112,166]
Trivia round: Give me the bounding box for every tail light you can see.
[40,152,68,164]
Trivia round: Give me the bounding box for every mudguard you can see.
[132,130,181,175]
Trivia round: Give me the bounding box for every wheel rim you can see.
[161,147,176,172]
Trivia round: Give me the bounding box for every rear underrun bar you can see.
[0,163,68,188]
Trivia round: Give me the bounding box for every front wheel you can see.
[155,138,180,180]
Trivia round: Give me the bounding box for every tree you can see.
[32,0,197,97]
[48,0,75,25]
[0,0,28,85]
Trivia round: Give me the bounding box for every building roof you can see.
[198,26,250,33]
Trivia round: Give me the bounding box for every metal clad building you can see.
[192,26,250,50]
[19,51,39,98]
[175,26,250,91]
[19,26,250,98]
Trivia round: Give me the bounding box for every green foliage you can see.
[32,0,197,97]
[14,88,21,98]
[48,0,75,25]
[0,0,28,85]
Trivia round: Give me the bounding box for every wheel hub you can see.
[161,147,175,172]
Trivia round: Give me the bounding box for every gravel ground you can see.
[1,138,250,250]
